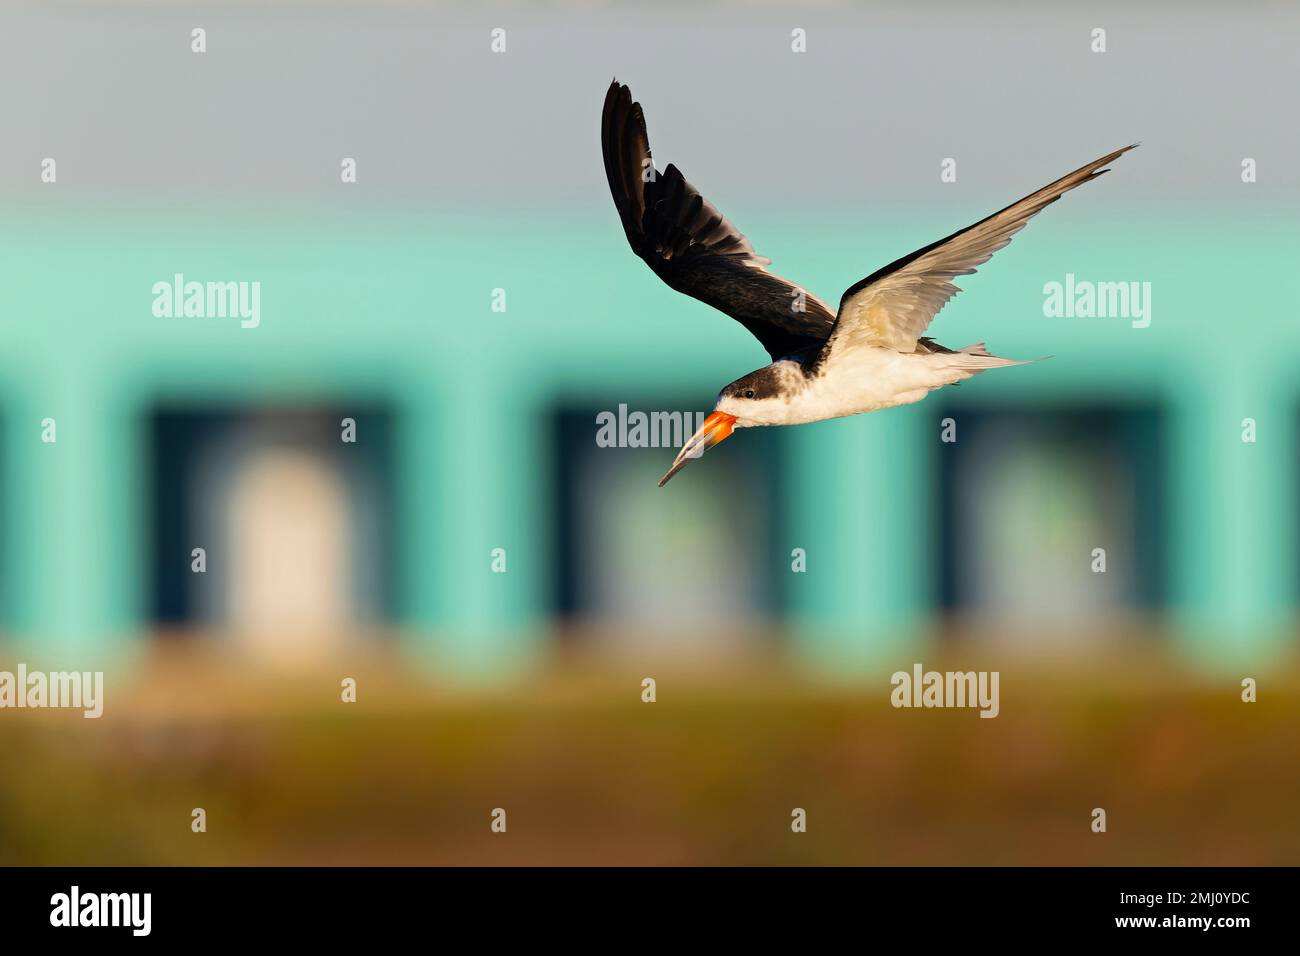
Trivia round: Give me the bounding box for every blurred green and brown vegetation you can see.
[2,641,1296,866]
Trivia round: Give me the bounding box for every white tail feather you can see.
[946,343,1046,369]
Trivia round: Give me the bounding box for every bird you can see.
[600,80,1135,487]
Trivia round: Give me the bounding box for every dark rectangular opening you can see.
[147,405,397,636]
[550,399,788,643]
[935,402,1166,626]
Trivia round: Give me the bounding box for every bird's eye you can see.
[744,389,755,399]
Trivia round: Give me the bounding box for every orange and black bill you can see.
[657,411,737,487]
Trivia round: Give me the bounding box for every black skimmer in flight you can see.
[601,80,1135,486]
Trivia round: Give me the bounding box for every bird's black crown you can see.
[721,368,784,402]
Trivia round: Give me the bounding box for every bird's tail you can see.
[944,342,1048,369]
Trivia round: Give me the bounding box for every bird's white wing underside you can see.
[827,145,1136,357]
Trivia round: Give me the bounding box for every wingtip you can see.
[1089,143,1138,178]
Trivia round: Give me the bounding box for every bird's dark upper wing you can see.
[602,80,836,361]
[810,145,1137,367]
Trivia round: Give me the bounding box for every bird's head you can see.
[657,368,783,487]
[714,367,785,424]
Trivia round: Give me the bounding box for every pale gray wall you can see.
[1,2,1295,209]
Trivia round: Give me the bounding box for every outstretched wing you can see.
[602,80,836,360]
[812,145,1136,366]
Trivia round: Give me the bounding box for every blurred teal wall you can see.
[0,205,1294,668]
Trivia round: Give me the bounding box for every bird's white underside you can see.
[717,348,1025,428]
